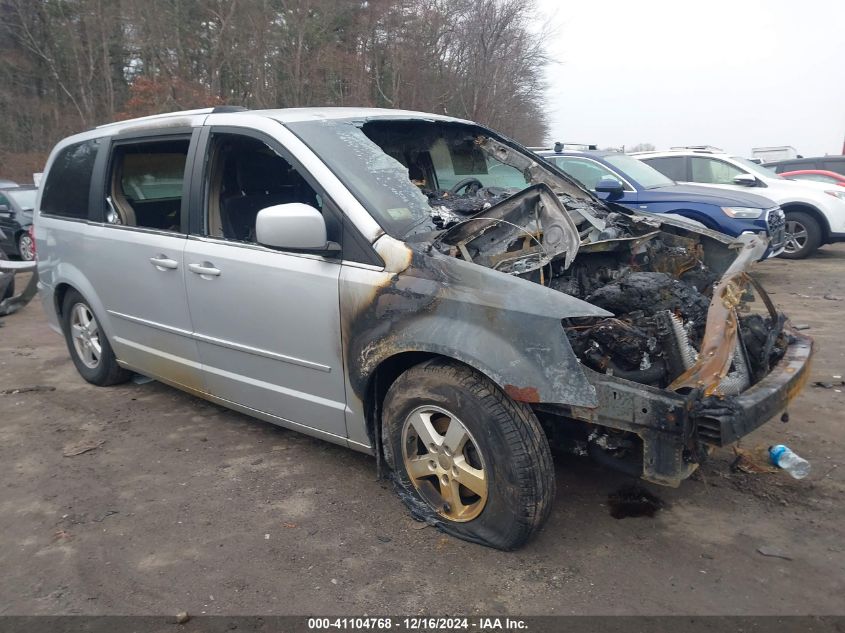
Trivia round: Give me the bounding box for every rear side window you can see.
[106,139,190,232]
[772,162,801,173]
[822,160,845,176]
[41,139,99,219]
[643,156,686,181]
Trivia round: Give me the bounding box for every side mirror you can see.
[733,173,758,187]
[255,203,340,253]
[0,204,10,214]
[595,177,624,196]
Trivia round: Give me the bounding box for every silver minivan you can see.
[36,107,812,549]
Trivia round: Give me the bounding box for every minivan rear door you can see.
[84,130,204,393]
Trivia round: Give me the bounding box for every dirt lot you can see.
[1,248,844,617]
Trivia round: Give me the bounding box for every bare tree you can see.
[0,0,550,182]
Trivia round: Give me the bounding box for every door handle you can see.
[149,255,179,270]
[188,262,221,277]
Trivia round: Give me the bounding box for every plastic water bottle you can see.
[769,444,811,479]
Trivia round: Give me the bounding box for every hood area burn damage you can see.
[299,117,813,487]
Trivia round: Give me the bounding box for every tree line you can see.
[0,0,549,183]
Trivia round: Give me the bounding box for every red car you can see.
[780,169,845,187]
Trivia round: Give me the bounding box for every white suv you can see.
[633,147,845,259]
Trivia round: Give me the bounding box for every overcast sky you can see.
[535,0,845,157]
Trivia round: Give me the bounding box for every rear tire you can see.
[779,211,821,259]
[61,289,131,386]
[17,232,35,261]
[382,358,555,550]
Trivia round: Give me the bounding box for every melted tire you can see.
[61,289,131,387]
[382,358,555,550]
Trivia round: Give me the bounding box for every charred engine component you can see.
[654,310,691,380]
[435,183,581,273]
[653,307,750,395]
[739,312,788,382]
[584,272,710,342]
[568,316,667,386]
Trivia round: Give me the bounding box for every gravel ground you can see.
[1,247,843,616]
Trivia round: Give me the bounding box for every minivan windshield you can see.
[288,118,539,238]
[605,154,674,189]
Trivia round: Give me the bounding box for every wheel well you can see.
[781,203,830,243]
[54,282,74,321]
[364,351,489,450]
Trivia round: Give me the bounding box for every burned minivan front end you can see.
[288,114,813,488]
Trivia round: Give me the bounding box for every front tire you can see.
[780,211,821,259]
[61,289,131,386]
[382,359,555,550]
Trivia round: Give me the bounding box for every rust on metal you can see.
[504,385,541,403]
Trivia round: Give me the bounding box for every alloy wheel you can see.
[18,234,34,261]
[783,220,808,254]
[70,303,102,369]
[401,405,488,522]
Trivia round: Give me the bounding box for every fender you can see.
[42,259,119,343]
[340,237,611,409]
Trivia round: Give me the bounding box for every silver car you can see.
[35,107,812,549]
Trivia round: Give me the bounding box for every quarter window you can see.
[41,139,99,219]
[105,139,189,232]
[689,157,745,185]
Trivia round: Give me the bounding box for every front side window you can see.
[604,154,673,189]
[548,157,623,191]
[41,139,99,219]
[106,139,189,232]
[690,157,745,184]
[203,132,337,245]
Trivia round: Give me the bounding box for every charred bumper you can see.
[694,328,812,446]
[548,328,812,486]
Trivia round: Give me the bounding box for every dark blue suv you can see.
[535,147,785,256]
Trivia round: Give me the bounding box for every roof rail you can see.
[669,145,724,153]
[96,107,216,129]
[211,105,249,113]
[553,141,598,152]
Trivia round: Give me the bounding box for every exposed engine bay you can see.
[360,121,789,399]
[434,188,789,396]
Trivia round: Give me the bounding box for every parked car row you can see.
[0,186,37,261]
[533,144,845,259]
[534,145,785,259]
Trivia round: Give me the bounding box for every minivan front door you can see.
[184,129,347,439]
